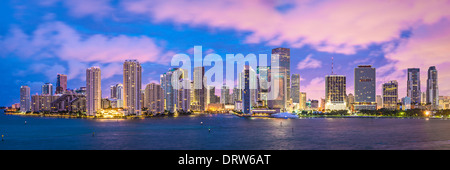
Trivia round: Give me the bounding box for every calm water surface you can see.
[1,110,450,150]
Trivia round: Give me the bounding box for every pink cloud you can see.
[382,18,450,97]
[296,54,322,70]
[122,0,450,54]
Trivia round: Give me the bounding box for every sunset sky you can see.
[1,0,450,106]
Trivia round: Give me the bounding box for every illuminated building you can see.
[407,68,421,104]
[221,85,230,105]
[42,83,53,96]
[427,66,439,110]
[145,83,164,114]
[86,66,101,116]
[382,80,398,110]
[271,47,290,107]
[192,66,206,111]
[291,74,300,104]
[123,60,142,115]
[354,65,376,110]
[56,74,67,94]
[20,86,31,112]
[325,75,347,111]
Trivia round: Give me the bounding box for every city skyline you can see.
[2,1,450,107]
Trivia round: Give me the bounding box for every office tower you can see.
[55,74,67,94]
[160,68,185,113]
[407,68,421,104]
[427,66,438,109]
[220,85,230,104]
[101,98,111,109]
[193,67,206,111]
[291,74,300,103]
[140,89,145,110]
[42,83,53,96]
[325,75,347,110]
[20,86,31,112]
[207,86,216,104]
[354,65,376,110]
[270,48,290,109]
[178,79,191,112]
[242,65,251,114]
[86,66,101,116]
[123,60,142,115]
[299,92,307,110]
[382,80,398,110]
[145,83,164,114]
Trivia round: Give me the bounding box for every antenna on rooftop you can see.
[331,56,334,75]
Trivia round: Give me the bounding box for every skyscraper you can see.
[427,66,438,109]
[354,65,376,110]
[20,86,31,112]
[325,75,347,111]
[160,68,187,113]
[300,92,307,110]
[407,68,421,104]
[110,84,124,108]
[86,67,101,116]
[207,85,216,104]
[220,85,230,105]
[271,47,290,108]
[123,60,142,115]
[145,83,164,114]
[193,66,206,111]
[56,74,67,94]
[382,80,398,110]
[347,93,354,110]
[242,65,252,114]
[42,83,53,96]
[291,74,300,103]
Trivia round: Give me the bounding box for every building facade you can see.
[56,74,67,94]
[382,80,398,110]
[20,86,31,112]
[325,75,347,111]
[354,65,376,110]
[407,68,421,104]
[427,66,439,110]
[123,60,142,115]
[86,66,101,116]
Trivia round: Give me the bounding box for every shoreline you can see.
[2,110,448,120]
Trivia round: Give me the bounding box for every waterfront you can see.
[1,110,450,150]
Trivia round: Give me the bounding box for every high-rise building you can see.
[382,80,398,110]
[110,84,124,108]
[242,65,252,114]
[207,85,216,104]
[257,66,270,106]
[271,48,290,109]
[123,60,142,115]
[160,68,187,113]
[402,97,411,110]
[220,85,230,105]
[145,83,164,114]
[20,86,31,112]
[291,74,300,103]
[178,79,191,112]
[427,66,438,109]
[86,66,101,116]
[42,83,53,96]
[31,94,58,112]
[407,68,421,104]
[55,74,67,94]
[354,65,376,110]
[192,67,206,111]
[420,92,427,105]
[325,75,347,110]
[299,92,307,110]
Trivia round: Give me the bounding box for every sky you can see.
[1,0,450,106]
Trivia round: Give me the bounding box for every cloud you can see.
[296,54,322,70]
[0,21,175,80]
[38,0,114,18]
[122,0,450,55]
[381,18,450,97]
